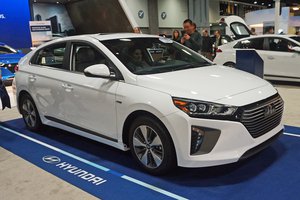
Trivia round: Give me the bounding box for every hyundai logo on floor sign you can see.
[42,155,107,186]
[42,155,61,164]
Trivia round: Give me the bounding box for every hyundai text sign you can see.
[42,155,107,186]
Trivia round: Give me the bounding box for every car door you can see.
[263,37,300,79]
[60,41,120,141]
[29,42,70,121]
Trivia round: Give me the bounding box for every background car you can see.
[209,15,251,40]
[0,42,24,82]
[213,35,300,82]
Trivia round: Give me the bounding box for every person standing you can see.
[265,27,274,34]
[201,29,213,61]
[180,19,202,52]
[133,27,141,34]
[251,27,257,35]
[172,30,181,43]
[0,78,11,110]
[214,30,222,49]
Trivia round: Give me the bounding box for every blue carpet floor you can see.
[0,118,300,200]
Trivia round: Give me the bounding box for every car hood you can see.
[0,53,24,64]
[136,65,270,103]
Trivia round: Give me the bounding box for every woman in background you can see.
[172,30,181,43]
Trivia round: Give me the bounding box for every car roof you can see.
[34,33,162,50]
[237,34,299,40]
[228,34,300,45]
[53,33,159,42]
[92,33,159,41]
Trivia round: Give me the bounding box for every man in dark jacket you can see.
[181,19,202,52]
[201,29,213,60]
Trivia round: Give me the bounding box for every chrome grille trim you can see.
[240,94,284,138]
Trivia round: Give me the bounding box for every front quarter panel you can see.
[116,82,179,142]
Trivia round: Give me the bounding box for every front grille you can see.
[240,94,284,138]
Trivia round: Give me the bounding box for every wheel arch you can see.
[122,110,176,155]
[17,90,32,111]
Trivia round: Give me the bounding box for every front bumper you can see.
[161,110,283,168]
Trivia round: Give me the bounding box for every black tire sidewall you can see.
[224,62,236,68]
[129,116,176,175]
[20,94,42,131]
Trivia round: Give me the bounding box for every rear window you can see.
[230,22,251,39]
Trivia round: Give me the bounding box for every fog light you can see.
[191,126,205,155]
[190,126,221,155]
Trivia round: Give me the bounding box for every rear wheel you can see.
[224,62,236,68]
[20,94,43,131]
[129,116,176,175]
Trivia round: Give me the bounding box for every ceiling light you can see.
[292,7,300,11]
[254,1,257,4]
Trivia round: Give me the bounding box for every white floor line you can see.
[284,132,300,138]
[0,125,188,200]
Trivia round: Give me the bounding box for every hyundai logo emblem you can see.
[264,104,276,117]
[42,155,61,164]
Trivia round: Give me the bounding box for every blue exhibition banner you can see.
[0,0,32,49]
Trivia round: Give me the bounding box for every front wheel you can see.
[20,94,43,131]
[129,116,176,175]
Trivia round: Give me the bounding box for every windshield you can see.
[0,45,17,54]
[290,36,300,43]
[101,37,212,75]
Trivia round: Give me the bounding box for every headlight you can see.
[172,97,238,119]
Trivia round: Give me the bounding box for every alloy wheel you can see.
[132,125,164,169]
[22,99,37,128]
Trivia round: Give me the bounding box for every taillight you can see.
[14,64,19,72]
[216,48,222,53]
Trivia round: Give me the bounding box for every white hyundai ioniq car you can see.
[214,34,300,82]
[15,33,284,175]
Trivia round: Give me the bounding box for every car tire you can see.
[129,116,176,175]
[224,62,236,68]
[20,94,43,131]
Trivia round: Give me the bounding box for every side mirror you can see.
[291,46,300,53]
[84,64,115,79]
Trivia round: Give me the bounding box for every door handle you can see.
[28,75,36,82]
[267,56,275,60]
[61,83,73,92]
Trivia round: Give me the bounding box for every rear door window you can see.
[234,38,264,50]
[32,43,68,70]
